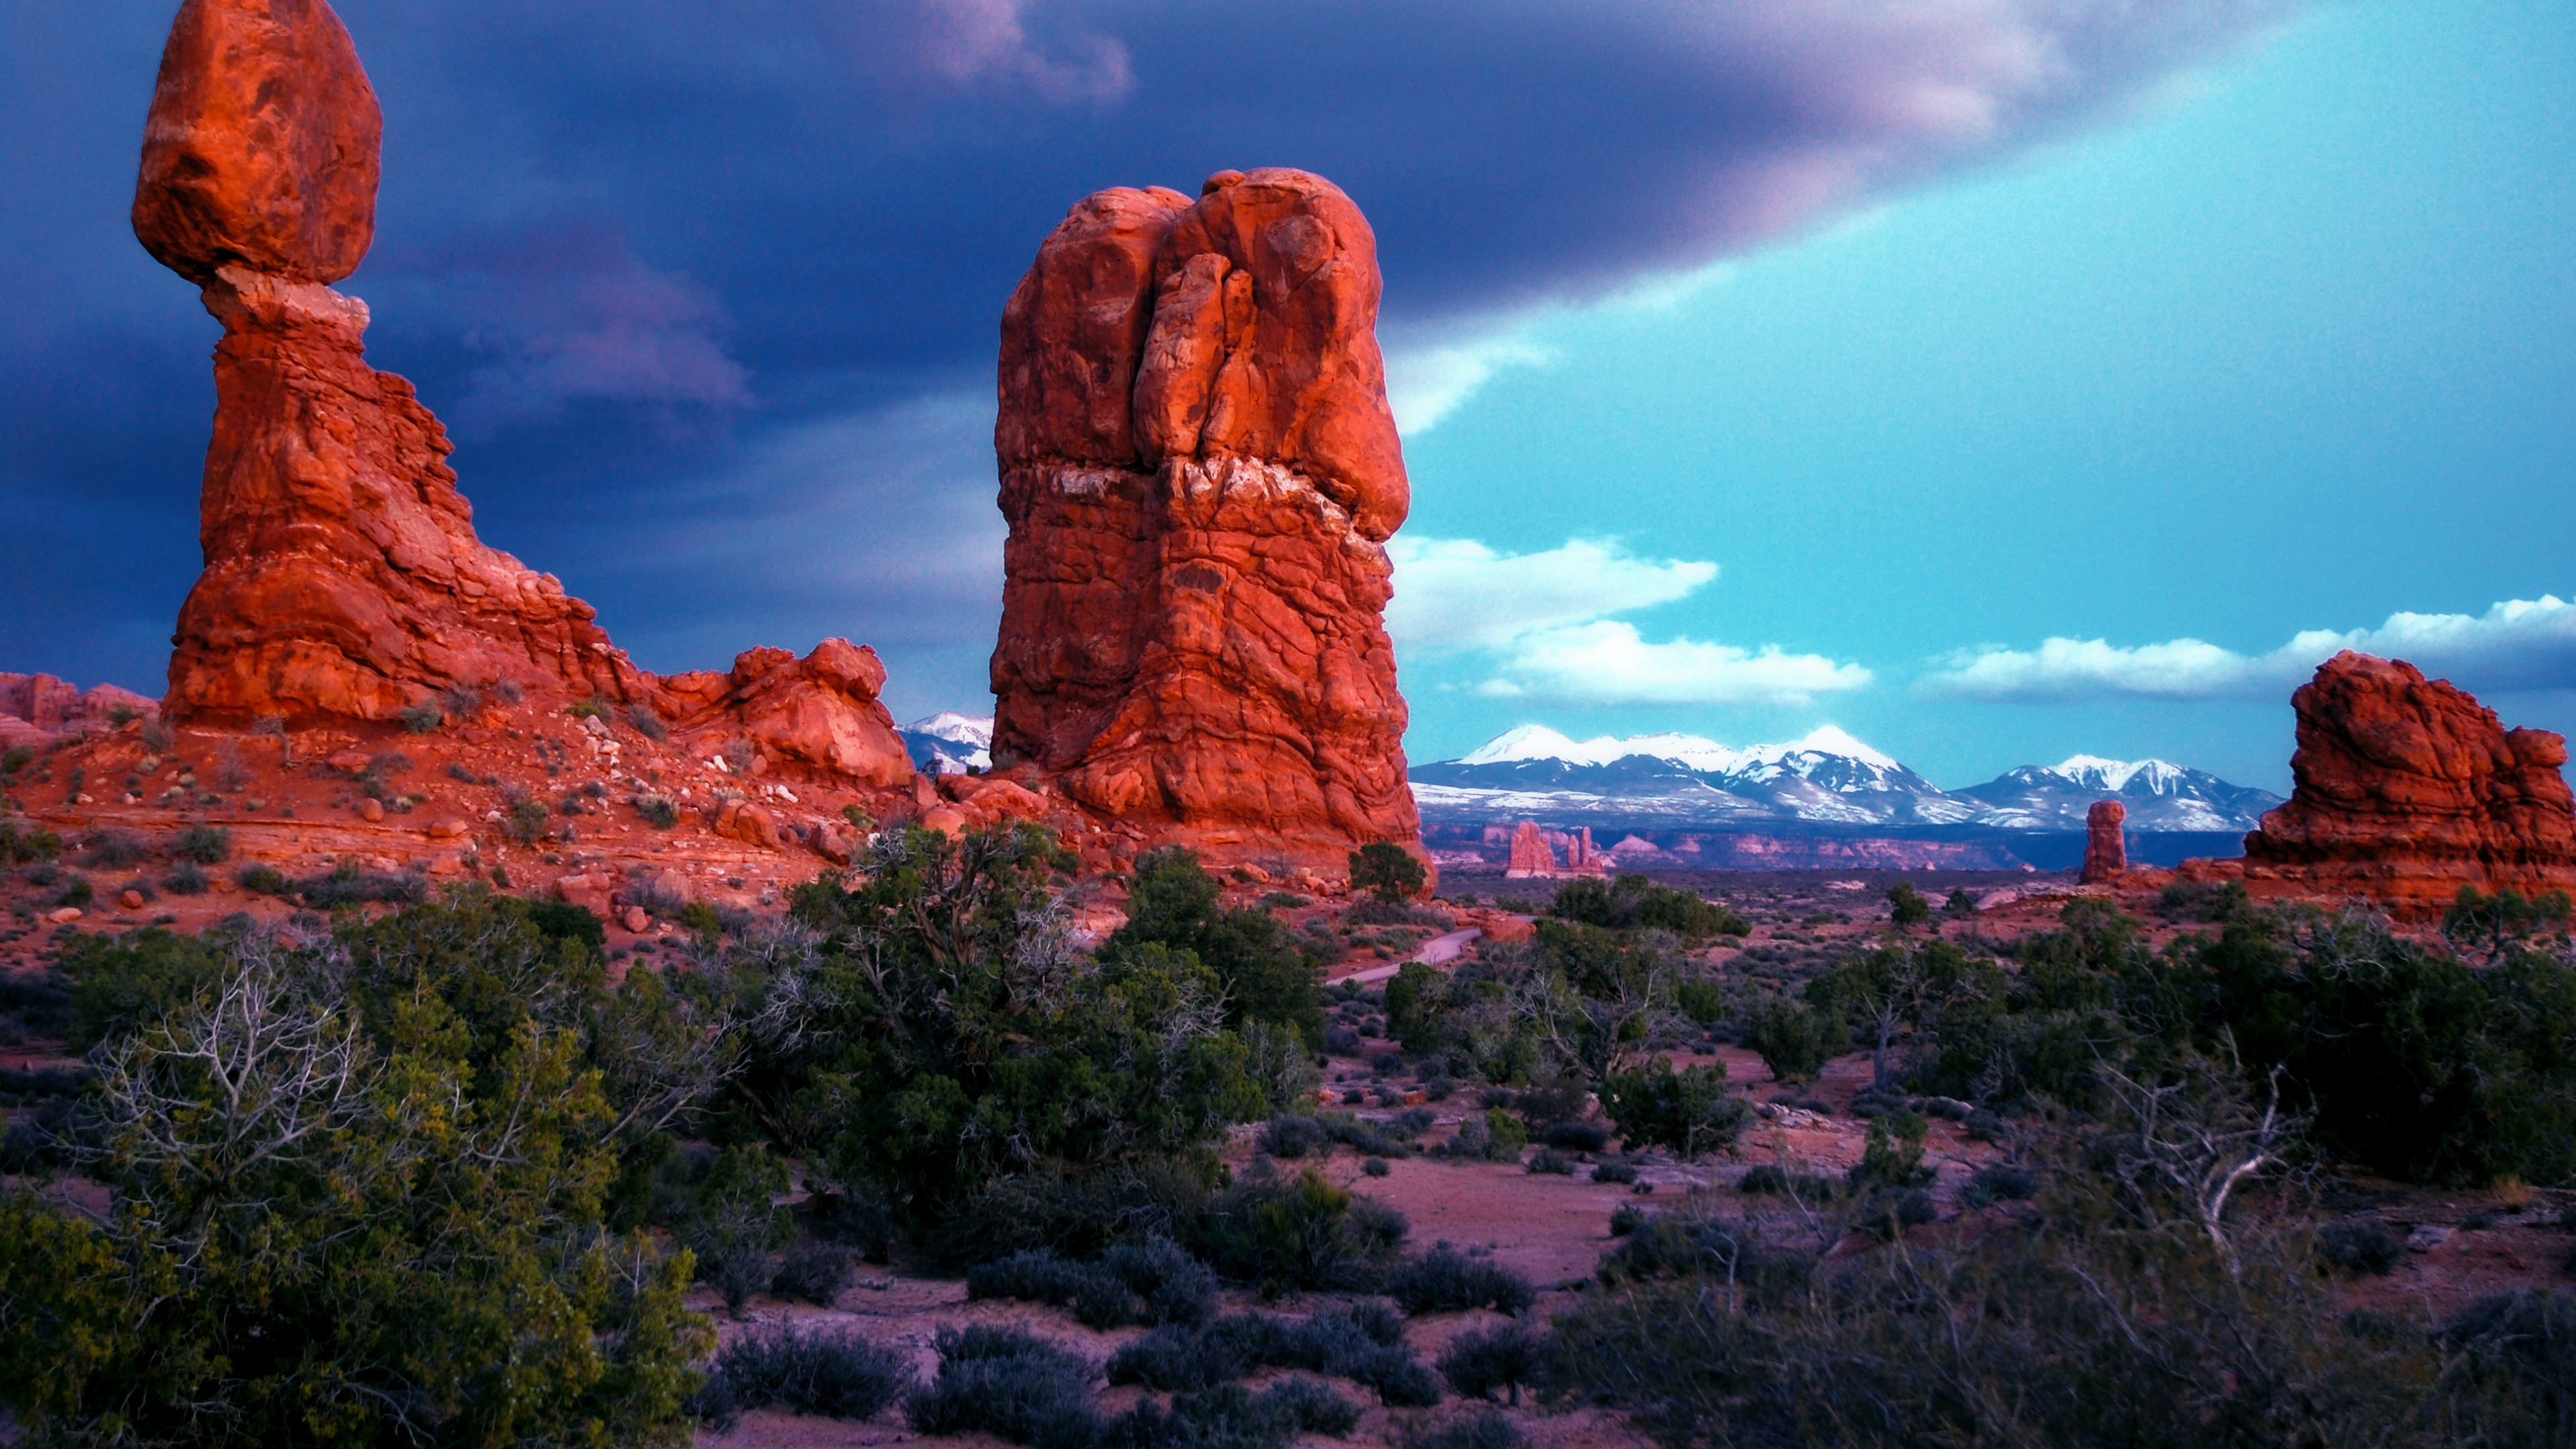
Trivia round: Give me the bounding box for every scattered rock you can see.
[428,818,467,839]
[712,798,785,851]
[622,906,649,933]
[2406,1224,2455,1252]
[2080,800,2127,883]
[991,168,1421,878]
[119,889,147,910]
[359,798,384,822]
[46,908,83,924]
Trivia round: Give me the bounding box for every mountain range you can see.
[900,712,992,775]
[1408,724,2282,834]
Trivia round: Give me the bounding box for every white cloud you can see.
[1381,332,1555,435]
[1387,537,1714,652]
[1388,535,1870,707]
[1477,622,1873,706]
[1920,595,2576,703]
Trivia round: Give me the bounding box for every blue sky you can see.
[1389,0,2576,789]
[4,1,2570,794]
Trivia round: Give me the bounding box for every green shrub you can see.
[690,1322,911,1428]
[1603,1060,1746,1159]
[1438,1323,1549,1404]
[504,796,552,845]
[1886,882,1933,929]
[174,824,229,864]
[1411,1407,1523,1449]
[625,704,669,741]
[1546,875,1748,938]
[399,700,443,734]
[1,904,713,1446]
[1107,846,1328,1048]
[1350,841,1430,902]
[1187,1168,1410,1294]
[905,1325,1097,1445]
[0,822,63,864]
[525,899,606,951]
[769,1241,855,1307]
[1384,1244,1536,1316]
[236,863,289,896]
[633,792,680,828]
[1741,994,1839,1083]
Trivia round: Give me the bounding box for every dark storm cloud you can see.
[0,0,2303,697]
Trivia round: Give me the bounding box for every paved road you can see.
[1339,926,1483,986]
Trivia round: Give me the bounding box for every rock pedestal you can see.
[989,169,1421,876]
[132,0,912,792]
[2239,651,2576,906]
[2080,800,2127,883]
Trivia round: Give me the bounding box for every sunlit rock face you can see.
[990,168,1422,877]
[136,1,910,790]
[2241,651,2576,905]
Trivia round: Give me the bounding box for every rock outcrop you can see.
[989,169,1420,875]
[2080,800,2127,883]
[133,0,911,793]
[1506,821,1554,878]
[2239,651,2576,905]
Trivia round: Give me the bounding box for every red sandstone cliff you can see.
[132,0,909,790]
[989,170,1420,875]
[2237,651,2576,905]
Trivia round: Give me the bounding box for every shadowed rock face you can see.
[135,0,910,790]
[991,169,1420,875]
[2241,651,2576,903]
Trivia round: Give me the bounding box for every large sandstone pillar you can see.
[990,169,1422,875]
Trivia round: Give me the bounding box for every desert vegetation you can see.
[5,836,2576,1446]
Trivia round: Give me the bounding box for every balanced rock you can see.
[2080,800,2127,883]
[989,168,1420,877]
[133,0,380,286]
[2241,651,2576,905]
[131,0,915,794]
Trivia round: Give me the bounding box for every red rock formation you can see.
[131,0,912,798]
[989,169,1419,876]
[2081,800,2127,883]
[133,0,380,286]
[2239,651,2576,905]
[1506,820,1556,878]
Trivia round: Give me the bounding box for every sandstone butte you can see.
[2080,800,2127,883]
[988,168,1425,878]
[2220,651,2576,908]
[129,0,915,796]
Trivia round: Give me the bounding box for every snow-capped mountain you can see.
[900,712,992,775]
[1411,728,2281,833]
[1412,724,1977,828]
[1946,756,2283,832]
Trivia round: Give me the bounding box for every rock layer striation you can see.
[990,169,1420,875]
[2240,651,2576,904]
[134,0,910,792]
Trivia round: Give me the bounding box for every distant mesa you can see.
[2228,651,2576,906]
[989,168,1422,879]
[129,0,911,794]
